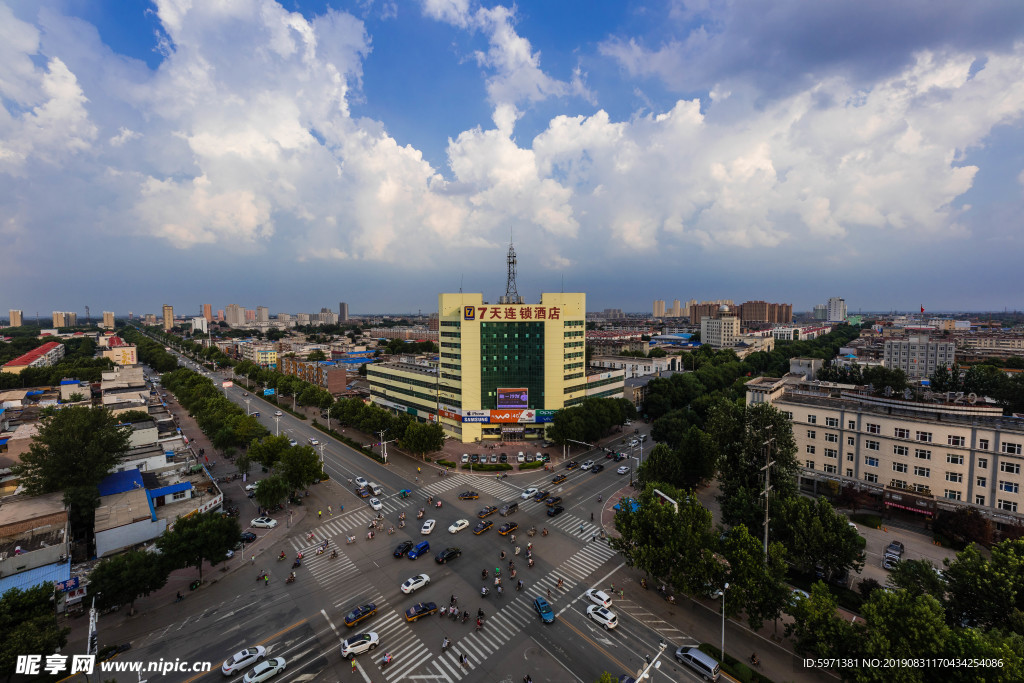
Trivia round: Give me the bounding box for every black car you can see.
[394,540,414,558]
[470,454,480,463]
[499,453,508,463]
[239,531,257,543]
[566,461,579,470]
[435,547,462,564]
[533,490,550,502]
[591,464,604,473]
[546,505,565,517]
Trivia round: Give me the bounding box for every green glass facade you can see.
[479,321,545,409]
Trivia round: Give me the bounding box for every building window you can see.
[825,448,838,458]
[865,440,880,451]
[946,453,963,465]
[866,423,880,434]
[865,456,879,467]
[1001,442,1022,455]
[893,462,907,473]
[826,417,839,427]
[915,449,932,460]
[848,420,856,430]
[946,472,962,483]
[847,453,854,461]
[977,476,987,487]
[1000,481,1020,494]
[914,466,931,477]
[807,414,817,424]
[976,494,986,506]
[894,445,909,456]
[894,428,910,439]
[891,479,907,489]
[947,435,965,447]
[1000,462,1021,475]
[806,445,816,454]
[782,411,793,419]
[979,439,990,450]
[847,436,855,446]
[865,473,878,483]
[807,430,816,439]
[916,431,932,443]
[944,490,962,501]
[823,464,837,474]
[173,491,187,501]
[997,499,1018,513]
[825,433,838,443]
[805,460,816,469]
[978,458,988,469]
[846,468,853,477]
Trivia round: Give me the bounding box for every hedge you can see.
[518,460,545,470]
[461,462,513,472]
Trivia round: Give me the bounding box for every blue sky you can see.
[2,0,1024,318]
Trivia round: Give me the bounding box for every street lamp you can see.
[245,398,251,416]
[274,415,280,437]
[713,583,730,662]
[635,638,667,680]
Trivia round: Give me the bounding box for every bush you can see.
[437,460,457,468]
[518,460,545,470]
[850,513,882,529]
[462,462,513,472]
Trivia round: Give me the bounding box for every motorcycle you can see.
[292,560,301,569]
[346,536,356,545]
[398,520,405,529]
[481,569,489,580]
[436,501,442,508]
[641,578,648,590]
[189,579,201,591]
[330,550,338,559]
[417,509,424,520]
[278,553,287,561]
[541,529,549,537]
[380,655,395,671]
[527,527,536,537]
[286,575,296,584]
[462,611,469,624]
[387,527,395,535]
[481,586,489,597]
[665,595,676,605]
[442,638,450,652]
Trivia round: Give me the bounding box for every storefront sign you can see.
[464,306,562,321]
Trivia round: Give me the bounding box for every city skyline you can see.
[2,1,1024,313]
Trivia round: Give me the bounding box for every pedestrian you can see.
[318,509,322,519]
[579,523,584,534]
[590,512,594,522]
[351,659,357,674]
[592,533,596,542]
[251,554,255,565]
[547,588,551,599]
[328,505,333,516]
[264,575,270,586]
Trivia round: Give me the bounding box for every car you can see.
[536,453,545,462]
[340,632,379,659]
[521,487,539,500]
[274,410,283,417]
[401,574,430,594]
[499,453,508,463]
[789,589,810,607]
[591,464,605,473]
[242,392,248,396]
[477,505,498,518]
[616,465,631,475]
[566,461,579,470]
[421,519,436,534]
[251,411,260,417]
[369,498,383,511]
[448,519,469,534]
[629,439,639,447]
[245,483,259,492]
[308,437,319,445]
[533,490,550,502]
[546,505,564,517]
[343,603,377,627]
[545,496,563,507]
[584,589,613,608]
[533,596,555,623]
[524,453,535,462]
[355,486,370,498]
[499,502,519,516]
[404,602,438,622]
[882,556,900,570]
[517,452,526,463]
[240,531,257,543]
[242,657,285,683]
[586,605,618,630]
[490,454,498,464]
[498,522,519,536]
[581,460,594,470]
[614,453,628,462]
[605,451,616,459]
[470,454,480,463]
[288,439,298,447]
[473,520,493,534]
[625,420,632,426]
[251,517,277,529]
[393,540,414,558]
[551,474,568,485]
[222,646,266,675]
[354,476,369,488]
[435,547,462,564]
[458,491,479,500]
[461,453,470,463]
[408,540,430,559]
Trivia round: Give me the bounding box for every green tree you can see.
[636,443,686,488]
[253,475,290,510]
[784,581,855,657]
[247,435,292,469]
[943,539,1024,631]
[851,589,951,683]
[648,347,667,358]
[235,452,252,478]
[400,421,445,457]
[886,558,947,599]
[719,524,791,631]
[86,550,170,615]
[772,496,865,578]
[593,673,617,683]
[278,446,322,490]
[0,585,70,682]
[307,350,327,361]
[156,512,240,582]
[677,426,719,486]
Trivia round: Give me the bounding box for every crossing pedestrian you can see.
[351,659,357,674]
[328,505,333,516]
[251,554,255,565]
[318,509,322,519]
[579,523,584,534]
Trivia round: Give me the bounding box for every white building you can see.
[700,305,740,349]
[191,317,208,334]
[883,335,956,379]
[827,297,847,323]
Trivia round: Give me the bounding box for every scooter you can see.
[292,560,301,569]
[380,655,395,671]
[346,536,356,545]
[286,575,296,584]
[330,550,338,559]
[481,586,490,597]
[278,553,287,561]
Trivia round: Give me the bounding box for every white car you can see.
[288,439,297,447]
[251,517,277,529]
[448,519,469,534]
[616,465,631,475]
[628,439,639,447]
[308,437,319,445]
[401,573,430,594]
[517,452,526,463]
[274,410,283,417]
[242,657,286,683]
[521,487,539,500]
[245,483,259,492]
[340,632,379,659]
[461,453,470,463]
[369,498,383,511]
[354,476,368,489]
[580,460,594,470]
[586,605,618,630]
[222,646,267,675]
[584,589,613,608]
[421,519,436,535]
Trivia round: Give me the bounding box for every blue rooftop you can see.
[149,482,191,498]
[0,559,70,596]
[98,469,145,496]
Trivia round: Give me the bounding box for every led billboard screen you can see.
[497,388,529,409]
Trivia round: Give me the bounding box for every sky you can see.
[2,0,1024,318]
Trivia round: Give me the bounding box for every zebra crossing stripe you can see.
[384,646,434,682]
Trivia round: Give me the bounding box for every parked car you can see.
[461,454,470,463]
[251,517,277,529]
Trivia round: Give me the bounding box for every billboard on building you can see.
[497,388,529,409]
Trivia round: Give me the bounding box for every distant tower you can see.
[499,240,523,304]
[85,306,90,324]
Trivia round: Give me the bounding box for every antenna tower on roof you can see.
[499,237,523,304]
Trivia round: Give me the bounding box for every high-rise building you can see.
[66,312,77,326]
[700,305,741,348]
[162,304,174,331]
[813,304,828,320]
[216,309,225,321]
[144,313,157,324]
[319,308,338,325]
[52,311,65,327]
[652,300,666,318]
[737,301,793,324]
[245,309,256,322]
[827,297,847,322]
[102,311,115,329]
[339,302,349,322]
[256,306,269,323]
[671,300,682,317]
[884,335,955,379]
[202,303,213,322]
[9,310,23,327]
[226,304,244,326]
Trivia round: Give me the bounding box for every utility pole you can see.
[761,426,776,561]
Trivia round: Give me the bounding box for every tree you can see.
[717,524,791,631]
[648,347,667,358]
[934,506,993,548]
[253,475,290,510]
[157,512,240,582]
[307,349,328,361]
[235,452,252,478]
[852,589,951,682]
[593,673,617,683]
[278,446,322,490]
[14,406,132,494]
[248,435,292,469]
[943,539,1024,631]
[678,426,719,486]
[886,558,947,599]
[401,421,445,457]
[0,585,70,682]
[772,496,865,578]
[784,581,855,657]
[86,550,170,615]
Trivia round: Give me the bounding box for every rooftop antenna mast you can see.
[499,235,523,304]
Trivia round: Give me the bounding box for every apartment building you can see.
[9,310,23,327]
[102,311,115,329]
[653,300,666,318]
[161,304,174,331]
[1,341,65,374]
[747,377,1024,526]
[700,305,741,349]
[279,357,348,395]
[827,297,847,322]
[883,335,955,379]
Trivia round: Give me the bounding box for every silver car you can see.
[340,632,379,659]
[221,646,266,675]
[242,657,286,683]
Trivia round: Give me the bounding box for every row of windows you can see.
[563,331,584,338]
[440,331,461,338]
[440,362,461,371]
[440,321,460,327]
[563,320,585,327]
[803,415,1019,452]
[441,372,461,382]
[564,362,585,371]
[564,372,585,381]
[565,341,584,348]
[564,352,585,360]
[367,370,439,393]
[440,342,461,349]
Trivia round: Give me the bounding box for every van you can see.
[408,541,430,560]
[499,502,519,516]
[674,647,720,681]
[368,483,383,496]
